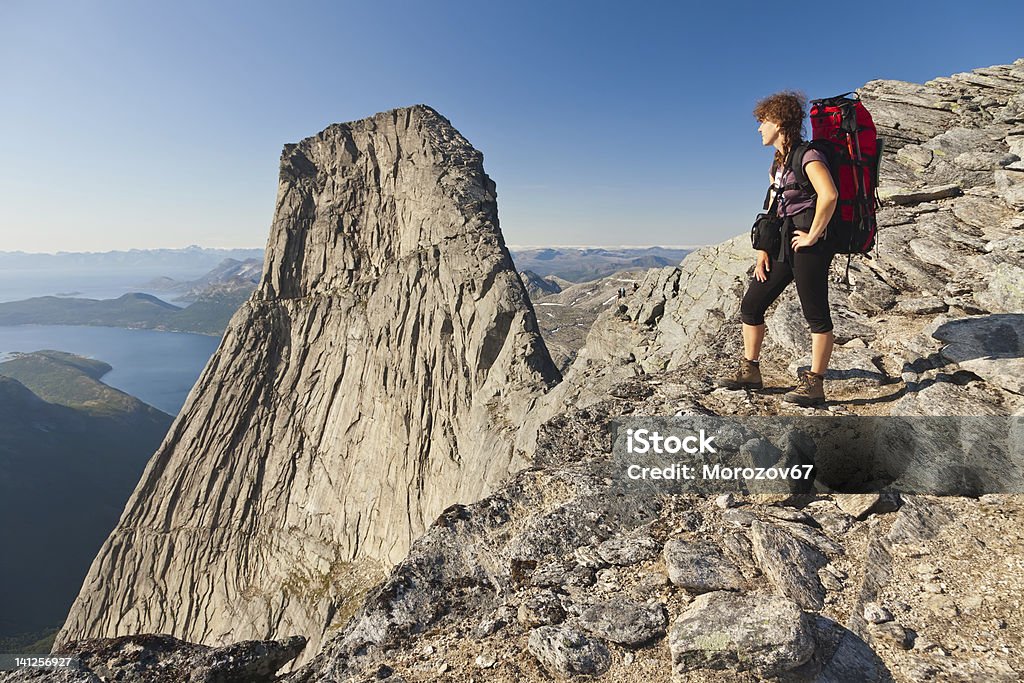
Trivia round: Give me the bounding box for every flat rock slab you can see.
[890,377,1007,416]
[668,591,815,678]
[897,296,949,315]
[664,538,745,593]
[933,309,1019,358]
[879,183,962,205]
[951,195,1014,230]
[789,348,886,387]
[924,126,1001,157]
[527,624,611,678]
[975,262,1024,315]
[933,313,1024,394]
[577,597,667,645]
[835,493,902,520]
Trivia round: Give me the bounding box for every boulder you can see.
[517,591,566,627]
[879,184,962,205]
[577,597,667,645]
[668,591,815,678]
[934,314,1024,394]
[750,521,827,610]
[527,625,611,678]
[995,168,1024,208]
[663,538,745,593]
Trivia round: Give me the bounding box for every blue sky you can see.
[1,1,1022,252]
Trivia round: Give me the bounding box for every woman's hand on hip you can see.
[754,250,771,282]
[791,230,819,252]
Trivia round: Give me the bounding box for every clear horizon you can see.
[2,1,1022,252]
[0,243,701,255]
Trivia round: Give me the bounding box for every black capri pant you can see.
[740,210,835,334]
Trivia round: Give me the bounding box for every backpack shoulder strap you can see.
[762,183,780,212]
[786,140,816,193]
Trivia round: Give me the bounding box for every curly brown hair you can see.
[753,91,807,172]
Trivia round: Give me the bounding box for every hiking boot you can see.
[716,358,763,390]
[783,369,826,407]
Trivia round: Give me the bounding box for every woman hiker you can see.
[717,91,839,407]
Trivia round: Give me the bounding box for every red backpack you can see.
[788,92,884,256]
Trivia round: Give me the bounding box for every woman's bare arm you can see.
[804,160,838,241]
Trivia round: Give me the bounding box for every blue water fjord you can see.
[0,325,219,415]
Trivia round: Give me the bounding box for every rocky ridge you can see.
[281,59,1024,682]
[528,268,647,372]
[137,257,264,307]
[55,105,560,663]
[548,59,1024,419]
[29,59,1024,682]
[518,269,562,299]
[2,634,307,682]
[280,394,1023,682]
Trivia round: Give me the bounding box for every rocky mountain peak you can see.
[56,105,560,663]
[262,105,499,299]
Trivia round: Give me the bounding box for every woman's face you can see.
[758,118,782,147]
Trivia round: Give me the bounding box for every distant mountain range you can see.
[0,246,264,274]
[0,249,688,338]
[0,258,263,335]
[0,291,247,336]
[509,246,690,282]
[0,246,689,284]
[144,257,263,303]
[0,351,172,649]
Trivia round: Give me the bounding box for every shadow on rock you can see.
[807,615,895,683]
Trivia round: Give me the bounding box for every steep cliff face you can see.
[56,105,560,658]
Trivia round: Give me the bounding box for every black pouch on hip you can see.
[751,186,782,253]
